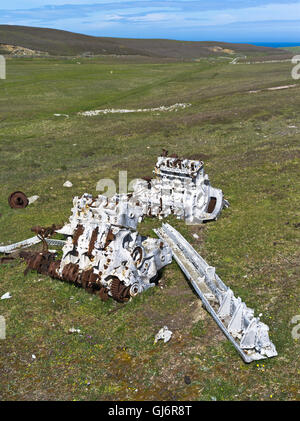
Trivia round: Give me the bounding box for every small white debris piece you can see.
[28,195,39,205]
[63,181,73,188]
[32,354,36,360]
[68,327,81,334]
[248,84,297,94]
[1,292,11,300]
[54,113,69,118]
[193,233,199,240]
[267,84,296,91]
[154,326,173,344]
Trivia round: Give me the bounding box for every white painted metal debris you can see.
[0,237,65,254]
[130,154,228,224]
[1,292,12,300]
[68,327,81,334]
[28,195,40,205]
[154,223,277,363]
[55,193,172,301]
[0,236,41,254]
[63,181,73,188]
[154,326,173,344]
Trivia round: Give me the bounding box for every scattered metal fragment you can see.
[0,236,42,254]
[63,181,73,188]
[130,152,228,224]
[154,223,277,363]
[8,191,29,209]
[68,327,81,334]
[31,224,62,252]
[1,292,12,300]
[154,326,173,344]
[0,224,64,255]
[0,237,65,255]
[28,195,39,205]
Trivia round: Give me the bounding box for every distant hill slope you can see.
[282,46,300,53]
[0,25,293,59]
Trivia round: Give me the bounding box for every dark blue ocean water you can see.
[246,42,300,48]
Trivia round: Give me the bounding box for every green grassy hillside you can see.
[0,55,299,401]
[0,25,293,60]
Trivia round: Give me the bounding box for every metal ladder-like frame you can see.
[154,223,277,363]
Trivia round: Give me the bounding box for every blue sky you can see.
[1,1,300,42]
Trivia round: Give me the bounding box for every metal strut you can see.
[0,237,66,254]
[154,223,277,363]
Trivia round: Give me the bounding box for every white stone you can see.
[63,181,73,188]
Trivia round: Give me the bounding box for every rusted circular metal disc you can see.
[8,191,29,209]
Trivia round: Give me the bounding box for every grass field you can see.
[283,46,300,53]
[0,55,299,401]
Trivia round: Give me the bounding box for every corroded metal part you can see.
[129,154,228,224]
[154,223,277,363]
[31,224,63,252]
[8,191,29,209]
[21,250,57,276]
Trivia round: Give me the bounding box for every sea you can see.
[246,42,300,48]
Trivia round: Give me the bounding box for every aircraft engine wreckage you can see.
[154,223,278,362]
[129,151,229,224]
[0,153,277,362]
[21,194,173,303]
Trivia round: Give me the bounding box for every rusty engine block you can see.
[20,153,227,302]
[22,194,172,302]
